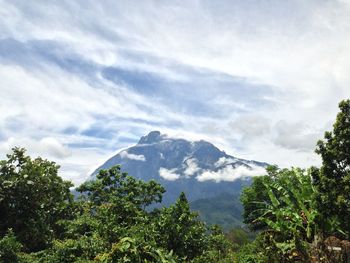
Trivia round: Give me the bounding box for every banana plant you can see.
[253,168,318,262]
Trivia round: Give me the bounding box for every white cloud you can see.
[0,65,141,133]
[39,137,71,158]
[1,0,350,183]
[183,158,201,177]
[0,136,111,186]
[229,114,271,140]
[0,137,70,159]
[159,167,180,181]
[214,157,236,167]
[196,165,266,183]
[120,151,146,161]
[273,121,321,152]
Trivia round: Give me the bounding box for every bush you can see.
[0,230,22,263]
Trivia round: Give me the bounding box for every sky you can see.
[1,0,350,185]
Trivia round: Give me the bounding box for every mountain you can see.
[91,131,268,208]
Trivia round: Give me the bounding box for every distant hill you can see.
[91,131,268,226]
[190,193,243,231]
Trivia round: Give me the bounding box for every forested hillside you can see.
[190,193,243,231]
[1,99,350,262]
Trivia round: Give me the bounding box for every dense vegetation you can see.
[239,100,350,262]
[0,149,240,262]
[190,193,243,231]
[1,99,350,262]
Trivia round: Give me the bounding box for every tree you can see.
[76,169,234,262]
[77,165,165,233]
[156,192,209,260]
[241,165,278,231]
[77,165,165,209]
[0,148,73,252]
[225,227,250,249]
[74,166,171,262]
[0,229,22,263]
[0,151,240,261]
[241,167,317,262]
[313,99,350,237]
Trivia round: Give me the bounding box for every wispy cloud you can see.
[183,158,201,177]
[120,151,146,161]
[196,165,266,183]
[159,167,180,181]
[1,0,350,184]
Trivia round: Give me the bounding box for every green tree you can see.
[77,165,165,209]
[313,99,350,237]
[74,166,171,262]
[95,236,177,263]
[0,151,239,262]
[0,148,73,252]
[225,227,250,249]
[241,167,317,262]
[77,165,165,241]
[192,225,235,263]
[0,229,22,263]
[241,165,278,231]
[156,192,208,261]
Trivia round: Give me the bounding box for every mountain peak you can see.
[138,131,163,144]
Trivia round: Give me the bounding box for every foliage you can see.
[77,165,165,209]
[96,237,178,263]
[191,225,236,263]
[242,167,318,262]
[241,174,270,231]
[240,166,278,231]
[0,229,22,263]
[313,99,350,238]
[192,250,236,263]
[235,233,273,263]
[225,227,251,250]
[155,192,208,260]
[190,193,243,231]
[39,235,107,263]
[0,147,73,252]
[0,161,236,262]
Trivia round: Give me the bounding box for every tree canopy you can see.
[0,150,237,262]
[0,147,73,252]
[313,99,350,237]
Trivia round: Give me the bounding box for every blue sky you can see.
[1,0,350,185]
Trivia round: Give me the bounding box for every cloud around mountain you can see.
[196,164,266,183]
[91,131,269,204]
[120,151,146,161]
[159,167,181,181]
[93,131,268,183]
